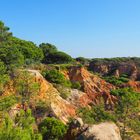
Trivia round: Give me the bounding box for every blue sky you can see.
[1,0,140,58]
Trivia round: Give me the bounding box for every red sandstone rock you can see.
[67,66,116,106]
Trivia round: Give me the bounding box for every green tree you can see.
[0,45,24,69]
[0,61,9,94]
[76,57,90,65]
[0,21,12,44]
[39,117,67,140]
[8,37,44,63]
[39,43,73,64]
[39,43,57,56]
[0,21,43,64]
[0,110,42,140]
[45,51,73,64]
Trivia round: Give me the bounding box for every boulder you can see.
[78,122,122,140]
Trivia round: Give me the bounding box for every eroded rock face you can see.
[116,63,138,80]
[78,122,122,140]
[28,70,76,124]
[120,80,140,92]
[89,61,139,80]
[67,89,92,107]
[67,67,116,106]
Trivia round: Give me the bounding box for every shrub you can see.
[45,69,72,88]
[119,77,129,83]
[45,70,66,84]
[0,95,18,111]
[60,91,70,99]
[76,57,90,65]
[0,61,9,95]
[103,76,129,86]
[71,81,81,90]
[39,117,67,140]
[78,107,95,124]
[0,110,42,140]
[112,88,140,139]
[78,100,115,124]
[35,100,50,117]
[63,80,72,87]
[110,87,132,96]
[54,84,71,99]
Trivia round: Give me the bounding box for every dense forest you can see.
[0,21,140,140]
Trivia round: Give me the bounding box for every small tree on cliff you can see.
[0,61,9,95]
[14,70,40,107]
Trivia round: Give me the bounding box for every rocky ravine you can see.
[6,65,140,140]
[9,68,117,124]
[29,68,119,122]
[7,69,124,140]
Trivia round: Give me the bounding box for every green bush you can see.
[78,107,96,124]
[0,61,9,95]
[35,100,50,117]
[111,88,140,139]
[60,91,70,99]
[76,57,90,65]
[54,84,71,99]
[45,70,66,84]
[0,95,18,111]
[0,110,42,140]
[44,70,72,88]
[63,80,72,87]
[119,77,129,83]
[44,70,83,91]
[110,87,132,96]
[103,76,129,86]
[78,101,115,124]
[39,117,67,140]
[71,81,81,90]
